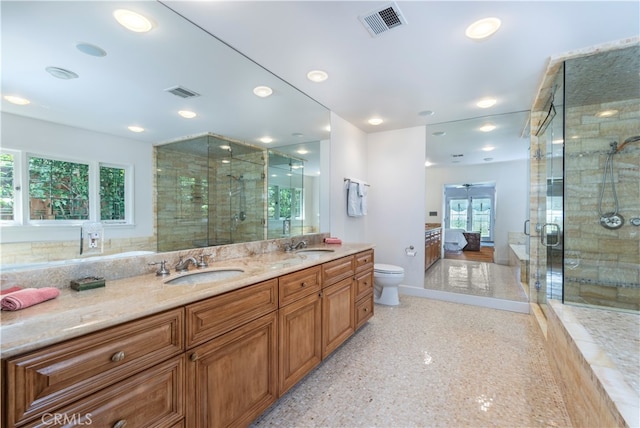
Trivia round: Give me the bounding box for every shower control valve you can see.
[630,217,640,227]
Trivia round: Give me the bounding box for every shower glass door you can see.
[530,64,564,310]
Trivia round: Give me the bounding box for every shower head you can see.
[616,135,640,153]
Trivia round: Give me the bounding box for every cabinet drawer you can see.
[6,308,184,427]
[186,279,278,348]
[354,250,374,273]
[26,355,185,428]
[355,291,374,330]
[354,269,374,302]
[321,256,354,288]
[278,266,321,306]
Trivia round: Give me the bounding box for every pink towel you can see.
[1,287,60,311]
[324,237,342,244]
[1,286,23,295]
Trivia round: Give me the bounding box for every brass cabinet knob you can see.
[300,282,306,287]
[113,420,127,428]
[190,352,199,362]
[111,351,125,362]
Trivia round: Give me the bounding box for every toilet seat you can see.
[374,264,404,275]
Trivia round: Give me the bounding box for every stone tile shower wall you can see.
[564,98,640,310]
[208,150,265,246]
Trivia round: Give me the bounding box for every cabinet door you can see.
[321,277,355,358]
[278,266,321,306]
[278,292,322,395]
[355,291,374,330]
[27,356,185,428]
[6,308,184,427]
[186,312,278,428]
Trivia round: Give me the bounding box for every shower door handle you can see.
[524,219,530,236]
[541,223,561,247]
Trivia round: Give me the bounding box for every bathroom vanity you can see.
[424,224,442,271]
[1,245,374,428]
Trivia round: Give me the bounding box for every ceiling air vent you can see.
[164,85,200,99]
[359,2,407,37]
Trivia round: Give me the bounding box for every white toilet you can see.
[373,263,405,306]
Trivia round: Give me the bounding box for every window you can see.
[268,185,303,220]
[0,151,132,226]
[29,156,89,220]
[100,165,126,221]
[0,152,15,221]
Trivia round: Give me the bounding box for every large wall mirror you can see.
[1,1,330,266]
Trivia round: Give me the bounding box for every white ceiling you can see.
[2,1,639,168]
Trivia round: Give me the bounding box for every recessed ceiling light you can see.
[222,159,230,164]
[595,109,618,118]
[368,117,383,125]
[432,131,446,136]
[45,66,79,80]
[324,124,331,132]
[260,136,273,144]
[425,161,433,167]
[178,110,197,119]
[476,97,497,108]
[479,123,496,132]
[465,17,501,39]
[297,149,309,155]
[3,95,30,105]
[76,42,107,57]
[253,86,273,97]
[307,70,328,82]
[113,9,153,33]
[128,125,144,133]
[482,146,495,152]
[418,110,435,116]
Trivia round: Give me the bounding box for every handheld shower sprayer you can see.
[616,135,640,153]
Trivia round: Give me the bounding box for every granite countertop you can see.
[0,243,373,359]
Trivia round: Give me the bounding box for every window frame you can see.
[0,150,134,227]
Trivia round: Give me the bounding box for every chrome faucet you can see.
[285,240,308,252]
[175,256,198,272]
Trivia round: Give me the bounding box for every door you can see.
[530,67,564,310]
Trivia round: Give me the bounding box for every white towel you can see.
[347,182,361,216]
[359,183,368,215]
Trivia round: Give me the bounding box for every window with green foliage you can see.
[0,151,131,225]
[29,156,90,220]
[100,166,126,221]
[0,153,15,221]
[268,185,302,219]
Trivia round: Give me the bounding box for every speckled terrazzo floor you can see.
[423,259,528,302]
[252,296,572,428]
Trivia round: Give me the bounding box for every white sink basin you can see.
[165,269,245,285]
[294,248,336,259]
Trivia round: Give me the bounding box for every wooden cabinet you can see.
[186,279,278,348]
[3,249,375,428]
[28,356,185,428]
[425,228,442,271]
[278,291,322,394]
[5,308,184,427]
[186,312,278,428]
[321,277,355,358]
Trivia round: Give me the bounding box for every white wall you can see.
[367,126,426,288]
[426,159,529,264]
[1,113,154,242]
[328,112,369,243]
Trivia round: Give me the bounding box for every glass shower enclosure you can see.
[530,44,640,313]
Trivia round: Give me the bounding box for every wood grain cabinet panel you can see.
[321,256,354,288]
[321,277,355,359]
[278,266,321,306]
[278,291,322,395]
[5,308,184,427]
[355,291,374,330]
[354,249,374,273]
[354,269,374,302]
[25,355,185,428]
[185,278,277,349]
[186,312,278,428]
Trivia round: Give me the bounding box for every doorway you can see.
[444,183,495,243]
